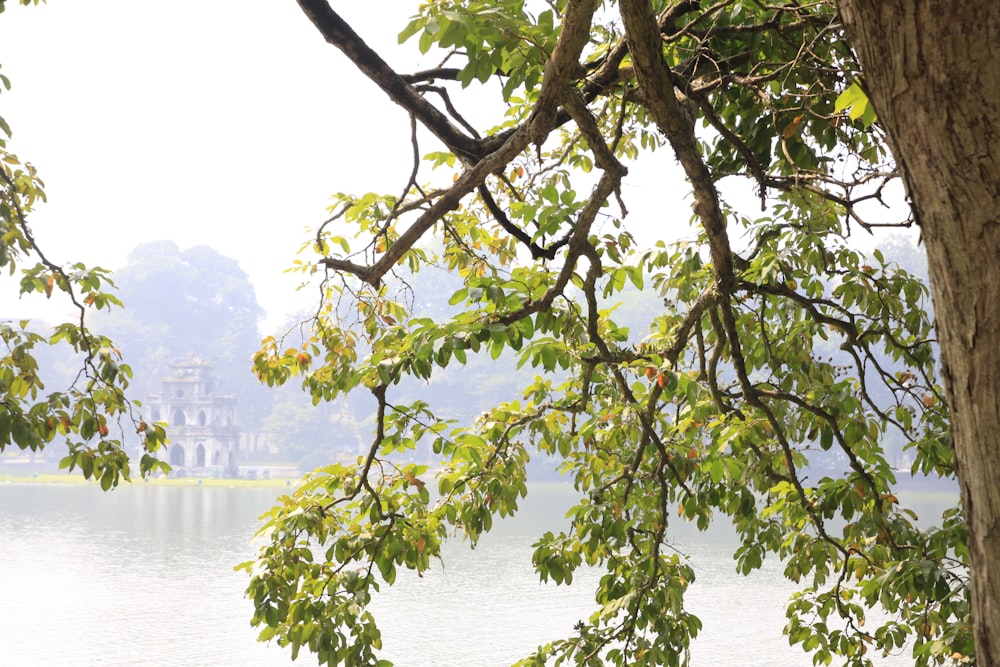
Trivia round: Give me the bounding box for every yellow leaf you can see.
[781,114,803,139]
[405,472,426,491]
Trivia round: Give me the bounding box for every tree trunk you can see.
[837,1,1000,662]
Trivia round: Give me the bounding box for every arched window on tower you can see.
[169,445,185,467]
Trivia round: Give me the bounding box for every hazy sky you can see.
[0,2,448,328]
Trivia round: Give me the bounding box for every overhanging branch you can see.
[296,0,488,162]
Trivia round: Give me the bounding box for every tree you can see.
[0,0,167,485]
[94,241,272,431]
[836,3,1000,663]
[261,265,543,471]
[261,391,352,470]
[242,2,980,665]
[4,0,991,663]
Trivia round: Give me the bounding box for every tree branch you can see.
[296,0,488,162]
[619,0,736,288]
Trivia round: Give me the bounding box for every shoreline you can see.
[0,467,960,494]
[0,472,299,488]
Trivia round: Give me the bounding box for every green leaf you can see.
[835,81,877,127]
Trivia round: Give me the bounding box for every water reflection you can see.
[2,484,292,667]
[1,482,953,666]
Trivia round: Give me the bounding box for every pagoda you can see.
[146,356,239,475]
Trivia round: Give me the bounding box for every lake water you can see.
[0,482,949,666]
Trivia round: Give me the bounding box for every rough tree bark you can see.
[838,2,1000,662]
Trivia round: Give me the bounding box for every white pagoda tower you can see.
[146,356,240,475]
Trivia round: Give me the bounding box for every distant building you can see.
[146,356,239,475]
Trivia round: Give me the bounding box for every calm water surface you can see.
[1,482,947,665]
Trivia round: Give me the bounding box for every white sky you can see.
[0,1,451,329]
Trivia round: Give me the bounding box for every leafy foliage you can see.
[240,1,963,665]
[0,12,168,486]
